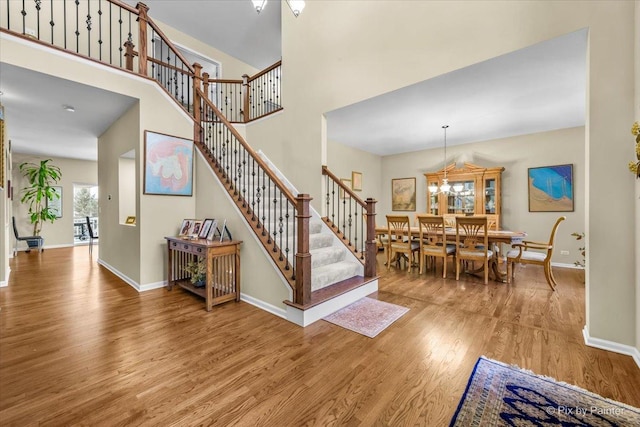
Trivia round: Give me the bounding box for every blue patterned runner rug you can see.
[450,356,640,426]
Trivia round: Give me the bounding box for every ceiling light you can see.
[63,105,75,112]
[440,125,451,193]
[252,0,305,17]
[286,0,305,17]
[252,0,267,13]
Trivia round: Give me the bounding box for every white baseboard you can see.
[0,266,10,287]
[140,281,166,292]
[97,258,141,291]
[583,326,640,370]
[97,259,167,292]
[285,279,379,327]
[551,262,583,269]
[240,293,287,319]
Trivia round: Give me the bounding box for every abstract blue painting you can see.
[528,164,574,212]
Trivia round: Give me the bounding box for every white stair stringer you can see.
[252,150,377,326]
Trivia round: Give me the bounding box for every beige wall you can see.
[99,103,141,283]
[635,1,640,358]
[376,127,585,265]
[194,153,290,310]
[11,153,97,248]
[326,140,382,217]
[265,1,636,346]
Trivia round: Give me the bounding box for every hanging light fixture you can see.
[440,125,451,193]
[252,0,305,17]
[252,0,267,13]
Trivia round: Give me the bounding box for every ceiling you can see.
[0,2,586,163]
[326,28,587,156]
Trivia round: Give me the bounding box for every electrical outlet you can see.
[25,27,36,38]
[560,250,570,255]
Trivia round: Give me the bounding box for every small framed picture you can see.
[352,171,362,191]
[206,219,219,241]
[179,219,195,237]
[191,220,204,238]
[125,216,136,225]
[199,218,214,239]
[340,178,351,199]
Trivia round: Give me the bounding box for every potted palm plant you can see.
[19,159,62,246]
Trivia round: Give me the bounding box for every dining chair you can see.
[455,216,492,285]
[416,214,456,278]
[485,214,500,231]
[386,215,420,272]
[442,214,457,229]
[86,216,99,255]
[506,216,566,291]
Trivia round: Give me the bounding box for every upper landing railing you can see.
[0,0,282,123]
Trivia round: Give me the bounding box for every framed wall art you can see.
[351,171,362,191]
[528,164,574,212]
[340,178,351,199]
[46,186,63,218]
[144,130,193,196]
[391,177,416,211]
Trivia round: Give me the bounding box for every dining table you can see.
[375,226,527,282]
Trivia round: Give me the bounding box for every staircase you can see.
[1,0,378,326]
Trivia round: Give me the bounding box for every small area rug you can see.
[322,297,409,338]
[450,356,640,426]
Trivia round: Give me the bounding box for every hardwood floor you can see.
[1,247,638,426]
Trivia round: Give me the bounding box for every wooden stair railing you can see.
[322,166,377,278]
[1,1,282,124]
[2,0,312,305]
[193,69,312,305]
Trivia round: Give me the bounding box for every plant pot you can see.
[25,238,43,253]
[193,279,206,288]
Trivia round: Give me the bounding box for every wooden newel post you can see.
[365,198,377,278]
[295,193,312,305]
[192,63,203,143]
[242,74,250,123]
[124,40,136,72]
[136,2,149,76]
[202,72,210,101]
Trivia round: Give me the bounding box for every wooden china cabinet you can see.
[424,162,505,226]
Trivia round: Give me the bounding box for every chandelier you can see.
[429,125,463,194]
[252,0,306,17]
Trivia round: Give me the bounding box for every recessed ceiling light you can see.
[63,105,75,112]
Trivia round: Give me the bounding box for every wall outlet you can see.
[560,250,570,255]
[25,27,36,37]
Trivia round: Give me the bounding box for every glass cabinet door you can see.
[485,178,496,213]
[447,180,475,214]
[428,181,439,214]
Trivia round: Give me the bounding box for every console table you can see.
[165,237,242,311]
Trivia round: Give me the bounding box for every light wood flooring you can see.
[1,247,639,426]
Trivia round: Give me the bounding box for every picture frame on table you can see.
[206,219,219,241]
[199,218,215,239]
[191,220,204,238]
[179,219,195,237]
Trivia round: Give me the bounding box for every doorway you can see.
[73,184,98,244]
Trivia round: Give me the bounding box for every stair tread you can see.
[284,276,379,310]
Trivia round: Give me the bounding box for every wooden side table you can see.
[165,237,242,311]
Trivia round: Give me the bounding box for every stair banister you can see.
[321,166,377,278]
[195,85,312,303]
